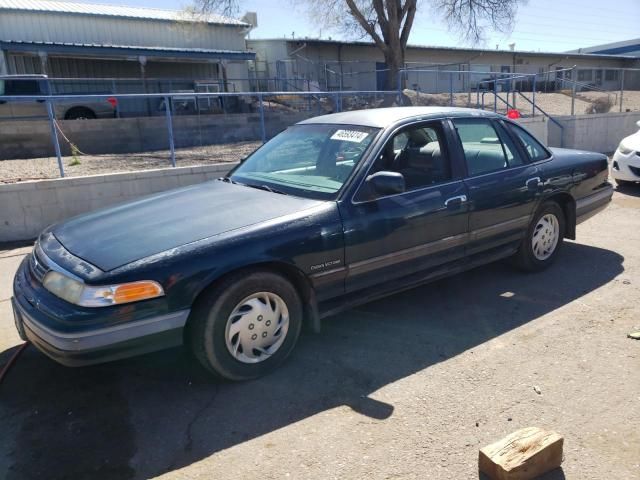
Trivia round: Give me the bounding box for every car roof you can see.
[298,106,500,128]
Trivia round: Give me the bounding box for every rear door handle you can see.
[526,177,541,190]
[444,195,468,208]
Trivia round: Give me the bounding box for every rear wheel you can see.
[513,201,565,272]
[188,270,302,381]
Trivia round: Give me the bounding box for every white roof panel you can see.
[0,0,249,25]
[299,107,497,128]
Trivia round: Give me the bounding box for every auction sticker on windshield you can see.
[330,130,370,143]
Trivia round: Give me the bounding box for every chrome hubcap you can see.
[224,292,289,364]
[532,213,560,260]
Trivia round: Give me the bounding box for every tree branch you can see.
[344,0,388,51]
[400,0,416,48]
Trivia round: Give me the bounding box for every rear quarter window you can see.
[507,123,550,162]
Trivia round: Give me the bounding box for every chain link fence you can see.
[0,90,399,181]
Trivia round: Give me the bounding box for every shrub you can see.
[586,96,614,114]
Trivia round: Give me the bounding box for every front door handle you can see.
[526,177,541,190]
[444,195,468,209]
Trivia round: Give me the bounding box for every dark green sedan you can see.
[12,107,613,380]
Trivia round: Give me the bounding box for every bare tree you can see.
[192,0,523,91]
[190,0,241,18]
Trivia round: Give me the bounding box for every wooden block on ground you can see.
[479,427,564,480]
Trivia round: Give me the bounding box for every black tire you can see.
[65,107,96,120]
[188,270,303,381]
[513,201,566,272]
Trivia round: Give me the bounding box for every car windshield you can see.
[230,124,379,200]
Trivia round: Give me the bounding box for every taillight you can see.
[106,97,118,108]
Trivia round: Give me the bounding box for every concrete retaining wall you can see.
[0,112,311,160]
[2,110,637,160]
[0,163,237,242]
[551,112,640,153]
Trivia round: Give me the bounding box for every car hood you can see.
[52,180,322,271]
[619,131,640,151]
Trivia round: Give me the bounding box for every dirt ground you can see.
[0,183,638,479]
[405,90,640,117]
[0,141,261,184]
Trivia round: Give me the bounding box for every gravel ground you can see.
[0,185,639,479]
[0,141,261,184]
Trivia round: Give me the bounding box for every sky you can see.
[83,0,640,53]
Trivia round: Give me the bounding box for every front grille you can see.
[29,246,50,283]
[629,165,640,177]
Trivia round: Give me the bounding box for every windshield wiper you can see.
[220,177,288,195]
[243,183,289,195]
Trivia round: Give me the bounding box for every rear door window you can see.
[453,118,524,176]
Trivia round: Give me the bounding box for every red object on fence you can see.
[106,97,118,108]
[507,109,521,119]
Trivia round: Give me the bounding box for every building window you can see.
[605,70,619,82]
[577,70,593,82]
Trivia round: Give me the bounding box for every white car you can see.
[611,120,640,186]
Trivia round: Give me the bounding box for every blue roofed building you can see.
[0,0,257,93]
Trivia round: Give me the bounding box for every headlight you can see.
[43,271,164,307]
[618,143,634,155]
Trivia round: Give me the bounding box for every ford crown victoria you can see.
[12,107,614,380]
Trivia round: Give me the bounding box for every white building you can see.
[248,38,638,93]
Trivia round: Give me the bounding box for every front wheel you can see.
[188,270,303,381]
[513,201,565,272]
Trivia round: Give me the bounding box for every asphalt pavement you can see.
[1,189,639,480]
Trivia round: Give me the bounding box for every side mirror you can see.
[366,171,405,196]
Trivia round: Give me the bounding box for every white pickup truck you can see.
[0,75,117,120]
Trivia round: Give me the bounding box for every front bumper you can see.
[611,149,640,182]
[12,254,189,367]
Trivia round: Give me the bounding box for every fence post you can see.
[449,72,453,106]
[46,100,65,178]
[493,75,497,113]
[111,79,120,118]
[164,96,176,167]
[571,79,576,116]
[532,75,536,117]
[335,92,340,112]
[258,93,266,144]
[619,69,625,113]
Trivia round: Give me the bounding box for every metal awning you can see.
[0,40,255,61]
